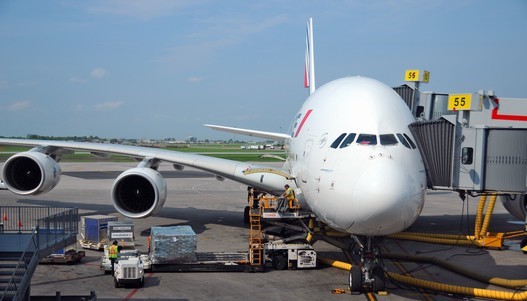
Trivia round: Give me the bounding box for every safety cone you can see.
[2,212,6,221]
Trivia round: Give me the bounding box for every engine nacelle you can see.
[500,194,527,221]
[112,167,167,218]
[2,151,61,195]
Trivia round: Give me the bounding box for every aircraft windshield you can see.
[339,133,357,148]
[330,133,347,148]
[379,134,398,146]
[356,134,377,145]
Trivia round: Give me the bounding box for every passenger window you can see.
[403,133,417,149]
[339,133,357,148]
[356,134,377,145]
[396,133,411,149]
[462,147,473,165]
[330,133,347,149]
[379,134,398,146]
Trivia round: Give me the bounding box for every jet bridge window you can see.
[330,133,347,149]
[339,133,357,148]
[396,133,411,149]
[356,134,377,145]
[379,134,398,146]
[403,133,417,149]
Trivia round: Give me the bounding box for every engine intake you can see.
[500,194,527,221]
[112,167,167,218]
[2,151,61,195]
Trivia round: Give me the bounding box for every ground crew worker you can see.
[282,184,297,209]
[109,240,119,273]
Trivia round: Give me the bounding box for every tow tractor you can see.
[100,248,151,274]
[113,255,146,288]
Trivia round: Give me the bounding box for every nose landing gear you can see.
[348,235,386,294]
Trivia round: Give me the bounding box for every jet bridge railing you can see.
[0,206,72,234]
[0,206,78,255]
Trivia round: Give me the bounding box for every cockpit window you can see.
[396,133,411,149]
[356,134,377,145]
[339,133,357,148]
[330,133,347,149]
[379,134,398,146]
[403,133,417,149]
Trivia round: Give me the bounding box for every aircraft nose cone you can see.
[350,160,422,235]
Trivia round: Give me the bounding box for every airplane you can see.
[2,18,512,292]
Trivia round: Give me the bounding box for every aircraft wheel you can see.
[372,266,385,292]
[272,254,287,270]
[349,265,362,292]
[243,206,250,224]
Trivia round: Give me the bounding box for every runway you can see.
[1,162,526,300]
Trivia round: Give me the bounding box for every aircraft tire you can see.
[349,265,362,292]
[243,206,250,224]
[372,266,385,292]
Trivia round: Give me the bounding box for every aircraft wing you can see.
[0,138,293,195]
[204,124,290,142]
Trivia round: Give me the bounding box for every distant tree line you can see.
[25,134,102,142]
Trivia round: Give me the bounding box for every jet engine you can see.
[2,151,61,195]
[112,167,167,218]
[500,194,527,221]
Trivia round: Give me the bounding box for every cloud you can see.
[187,76,205,83]
[8,100,31,111]
[158,16,287,69]
[95,101,124,110]
[73,104,85,111]
[86,0,197,20]
[70,77,88,84]
[90,68,108,79]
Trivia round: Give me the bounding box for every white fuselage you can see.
[285,76,427,236]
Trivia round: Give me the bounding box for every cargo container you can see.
[79,215,118,250]
[108,221,135,249]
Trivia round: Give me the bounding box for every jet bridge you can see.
[408,90,527,194]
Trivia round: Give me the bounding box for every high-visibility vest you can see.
[284,187,295,201]
[109,245,118,259]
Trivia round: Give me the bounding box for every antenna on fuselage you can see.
[304,17,316,95]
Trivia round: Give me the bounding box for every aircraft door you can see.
[300,139,314,184]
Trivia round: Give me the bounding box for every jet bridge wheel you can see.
[349,265,362,292]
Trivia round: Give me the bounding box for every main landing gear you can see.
[348,236,386,294]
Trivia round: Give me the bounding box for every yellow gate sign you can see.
[405,70,430,83]
[448,94,472,111]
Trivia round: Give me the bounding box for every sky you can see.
[0,0,526,140]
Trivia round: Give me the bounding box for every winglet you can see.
[304,17,316,95]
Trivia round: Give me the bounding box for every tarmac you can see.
[0,162,526,301]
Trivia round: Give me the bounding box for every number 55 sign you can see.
[448,93,473,111]
[405,70,430,83]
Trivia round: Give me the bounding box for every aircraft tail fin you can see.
[304,17,316,95]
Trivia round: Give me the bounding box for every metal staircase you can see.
[0,206,78,301]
